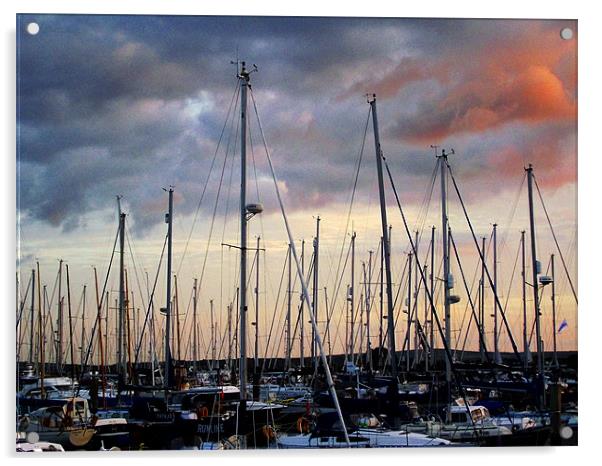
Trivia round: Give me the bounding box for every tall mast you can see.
[81,286,86,366]
[227,303,233,368]
[193,278,198,372]
[369,95,397,377]
[105,293,109,375]
[350,231,356,363]
[286,243,292,370]
[438,149,452,411]
[551,254,559,369]
[57,260,63,375]
[299,239,305,368]
[493,223,501,364]
[406,252,412,373]
[429,226,435,368]
[254,236,260,371]
[118,211,126,384]
[325,287,332,363]
[66,264,75,380]
[480,236,486,363]
[366,249,373,372]
[379,237,384,361]
[210,299,216,369]
[164,187,173,390]
[29,268,35,364]
[414,231,420,365]
[521,231,531,370]
[174,275,181,362]
[526,164,545,409]
[423,264,429,371]
[238,62,250,401]
[312,217,320,370]
[37,262,44,397]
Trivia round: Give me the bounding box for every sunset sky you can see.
[16,15,577,363]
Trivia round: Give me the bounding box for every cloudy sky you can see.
[16,15,577,363]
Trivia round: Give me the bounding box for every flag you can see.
[558,319,568,334]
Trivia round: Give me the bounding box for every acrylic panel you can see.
[16,14,577,451]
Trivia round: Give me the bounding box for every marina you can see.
[15,14,577,452]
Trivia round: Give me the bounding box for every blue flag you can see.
[558,319,568,334]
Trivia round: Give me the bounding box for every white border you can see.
[3,1,599,465]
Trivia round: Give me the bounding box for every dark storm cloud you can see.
[17,15,576,234]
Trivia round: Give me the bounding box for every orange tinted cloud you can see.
[476,126,576,192]
[342,23,576,143]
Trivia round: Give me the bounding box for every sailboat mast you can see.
[118,211,126,383]
[312,217,320,370]
[29,268,35,364]
[81,286,86,367]
[406,252,412,373]
[521,231,530,370]
[286,243,292,370]
[430,226,435,368]
[227,303,232,368]
[164,187,174,390]
[300,239,305,368]
[480,236,486,362]
[254,236,260,370]
[57,260,63,375]
[193,278,198,372]
[526,164,545,408]
[379,237,384,360]
[210,299,216,369]
[350,232,356,362]
[414,231,420,365]
[551,254,559,369]
[369,95,397,377]
[66,264,75,380]
[238,62,250,401]
[367,249,373,372]
[493,223,501,364]
[438,149,452,412]
[37,262,44,397]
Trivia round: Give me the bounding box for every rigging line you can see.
[77,223,120,389]
[413,158,440,242]
[260,248,288,374]
[533,176,578,304]
[381,154,491,421]
[454,230,492,357]
[16,273,32,329]
[252,87,352,444]
[248,102,279,315]
[178,284,195,360]
[124,221,149,321]
[496,232,522,346]
[324,236,352,357]
[133,233,167,365]
[497,173,526,257]
[445,160,522,363]
[219,121,240,336]
[176,80,240,276]
[449,230,492,361]
[327,107,372,334]
[196,120,237,299]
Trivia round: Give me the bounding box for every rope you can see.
[176,81,240,275]
[249,87,351,447]
[445,160,522,364]
[533,176,578,303]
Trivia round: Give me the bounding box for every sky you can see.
[16,15,577,364]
